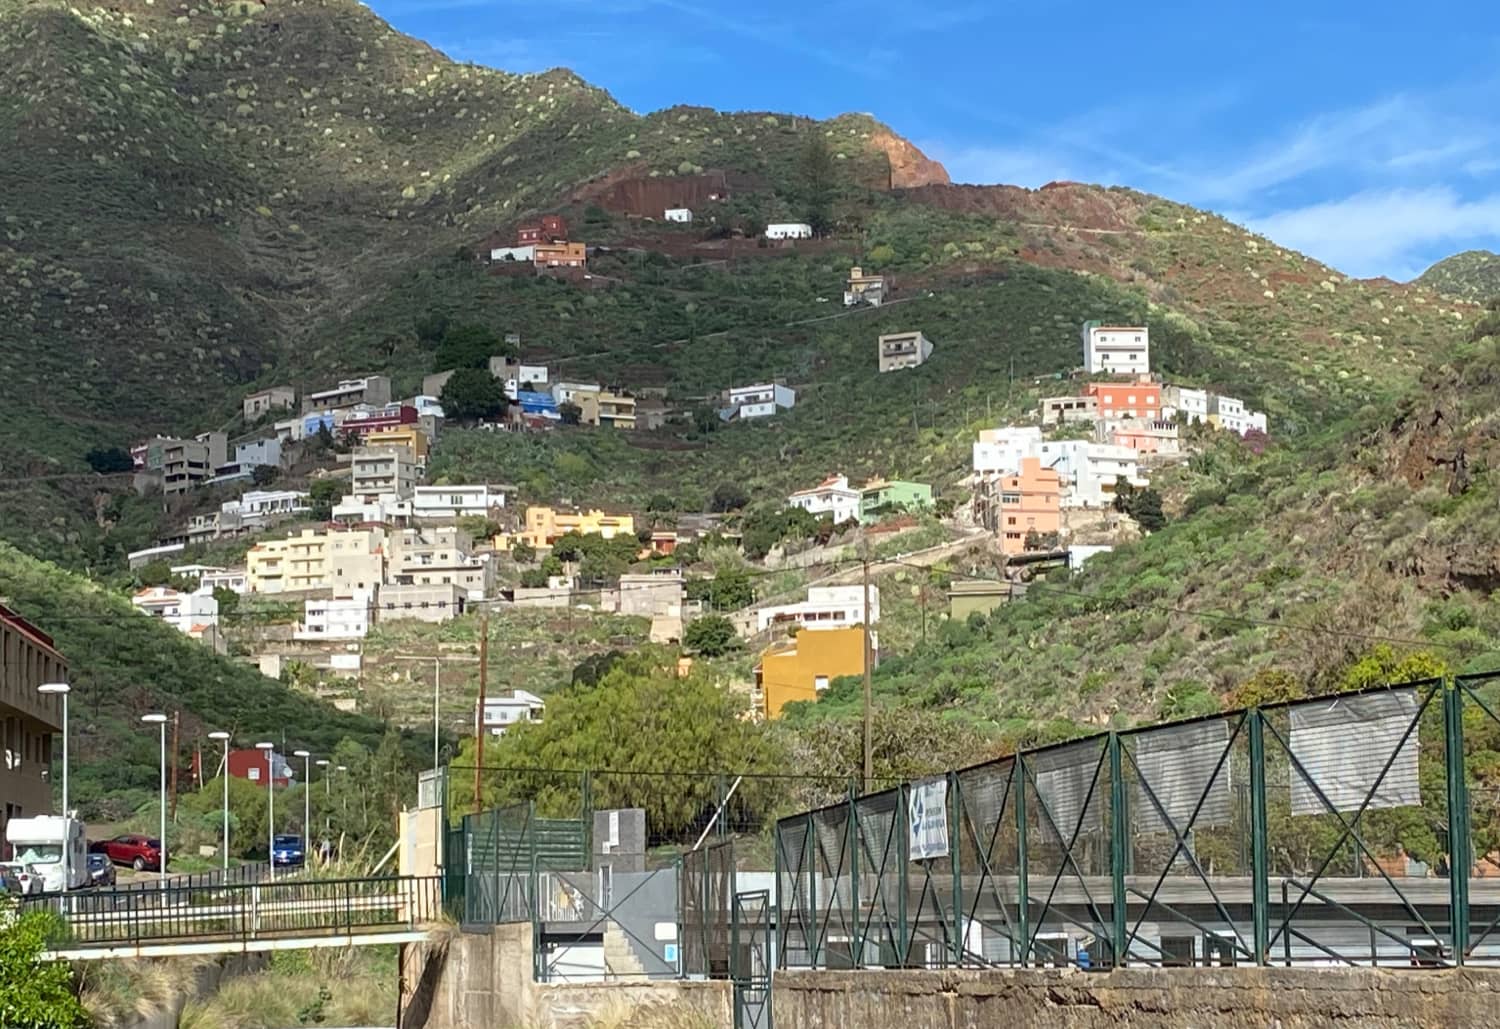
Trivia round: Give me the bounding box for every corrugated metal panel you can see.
[1289,691,1421,816]
[1132,719,1232,835]
[1032,742,1105,843]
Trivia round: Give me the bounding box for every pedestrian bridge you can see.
[23,875,442,961]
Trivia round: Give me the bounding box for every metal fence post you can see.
[804,814,817,968]
[1015,755,1029,967]
[950,771,963,966]
[897,784,910,966]
[847,785,861,967]
[1446,680,1471,964]
[581,770,593,857]
[716,774,730,840]
[1107,733,1127,966]
[773,819,784,971]
[1248,709,1270,965]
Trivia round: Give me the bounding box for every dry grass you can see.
[80,955,216,1028]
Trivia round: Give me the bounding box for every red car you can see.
[90,834,162,872]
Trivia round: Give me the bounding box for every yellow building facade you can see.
[363,425,430,466]
[246,527,386,593]
[755,627,867,720]
[501,508,637,551]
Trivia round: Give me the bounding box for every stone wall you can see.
[774,966,1500,1029]
[400,923,732,1029]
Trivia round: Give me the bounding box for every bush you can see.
[684,615,739,656]
[710,482,749,513]
[85,446,134,474]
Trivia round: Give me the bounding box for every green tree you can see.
[433,323,502,371]
[1131,489,1167,532]
[1227,668,1305,709]
[692,405,720,436]
[85,446,134,474]
[251,463,281,488]
[684,614,738,656]
[1339,645,1449,693]
[797,135,837,236]
[213,586,240,618]
[413,310,450,346]
[710,481,749,513]
[440,369,508,423]
[510,540,537,564]
[558,401,583,426]
[519,568,550,589]
[686,568,754,611]
[646,493,677,515]
[308,478,348,521]
[0,898,90,1028]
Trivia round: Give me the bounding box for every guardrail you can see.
[100,861,271,894]
[23,875,442,949]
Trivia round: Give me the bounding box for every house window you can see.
[814,676,830,692]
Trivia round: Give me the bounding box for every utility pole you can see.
[473,611,488,815]
[862,553,873,795]
[168,711,180,822]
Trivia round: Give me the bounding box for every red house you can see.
[517,214,568,246]
[341,404,419,440]
[227,748,292,788]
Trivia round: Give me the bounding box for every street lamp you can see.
[256,742,275,877]
[207,731,231,874]
[38,684,70,894]
[293,750,311,857]
[141,714,168,888]
[337,765,348,817]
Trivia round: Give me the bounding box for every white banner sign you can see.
[909,779,950,861]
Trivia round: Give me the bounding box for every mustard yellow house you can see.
[755,627,869,720]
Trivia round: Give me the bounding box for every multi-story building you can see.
[596,391,637,430]
[387,526,493,601]
[843,266,885,307]
[363,426,430,469]
[302,376,392,415]
[982,457,1062,555]
[158,433,229,495]
[351,447,419,500]
[505,508,636,551]
[479,690,545,735]
[534,241,587,269]
[246,528,386,594]
[755,585,879,634]
[1082,322,1150,375]
[858,479,934,523]
[1161,385,1209,424]
[410,485,506,521]
[229,489,312,526]
[331,493,411,526]
[243,386,296,421]
[377,583,465,624]
[877,331,934,373]
[755,627,869,720]
[787,474,862,525]
[1039,395,1099,426]
[517,214,567,245]
[1110,420,1181,456]
[339,403,419,441]
[200,568,249,594]
[1084,378,1162,422]
[1209,394,1269,436]
[488,357,551,401]
[131,586,222,650]
[295,591,373,640]
[552,382,602,406]
[972,428,1146,509]
[720,383,796,421]
[973,426,1046,476]
[0,605,65,851]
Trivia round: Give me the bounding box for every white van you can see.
[6,816,89,893]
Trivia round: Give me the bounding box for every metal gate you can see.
[733,890,773,1029]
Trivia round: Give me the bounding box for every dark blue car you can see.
[271,834,305,868]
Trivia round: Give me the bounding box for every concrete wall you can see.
[402,923,732,1029]
[774,966,1500,1029]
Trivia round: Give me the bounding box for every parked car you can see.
[0,864,22,895]
[271,834,304,869]
[4,863,43,895]
[89,834,162,872]
[85,852,117,887]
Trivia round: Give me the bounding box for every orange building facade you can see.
[997,456,1061,555]
[1084,378,1161,421]
[755,627,868,719]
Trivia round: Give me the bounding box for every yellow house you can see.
[597,391,637,430]
[499,508,637,550]
[363,425,429,466]
[755,627,868,720]
[246,527,386,593]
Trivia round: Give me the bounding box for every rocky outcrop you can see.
[868,130,950,188]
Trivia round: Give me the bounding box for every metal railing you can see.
[25,874,442,949]
[776,673,1500,971]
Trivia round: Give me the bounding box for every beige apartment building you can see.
[351,447,419,500]
[246,528,387,594]
[0,606,65,855]
[387,526,493,601]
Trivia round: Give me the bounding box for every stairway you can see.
[602,920,649,979]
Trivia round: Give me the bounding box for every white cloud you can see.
[1245,188,1500,279]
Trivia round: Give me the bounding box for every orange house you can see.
[535,241,587,268]
[755,627,868,719]
[1084,378,1161,421]
[998,457,1061,555]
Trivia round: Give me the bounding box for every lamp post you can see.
[293,750,311,857]
[316,758,330,796]
[337,765,348,818]
[141,714,168,888]
[38,683,70,894]
[207,732,231,874]
[256,742,275,877]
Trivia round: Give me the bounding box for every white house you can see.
[552,381,601,405]
[234,438,282,469]
[201,568,249,594]
[1161,385,1209,423]
[765,223,814,240]
[1208,394,1268,436]
[1082,323,1150,375]
[756,585,880,634]
[480,689,545,735]
[664,208,693,223]
[488,357,551,401]
[295,591,373,641]
[225,489,311,525]
[722,383,796,421]
[409,395,446,419]
[973,426,1045,475]
[131,586,220,644]
[489,245,536,263]
[877,331,934,373]
[972,428,1145,508]
[332,492,411,525]
[787,473,862,524]
[411,484,507,520]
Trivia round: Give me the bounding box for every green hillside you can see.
[1417,250,1500,302]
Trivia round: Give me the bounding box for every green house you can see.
[858,478,934,524]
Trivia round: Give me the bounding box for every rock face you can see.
[868,130,950,188]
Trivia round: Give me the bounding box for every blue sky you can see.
[367,0,1500,280]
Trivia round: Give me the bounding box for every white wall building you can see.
[225,489,311,524]
[409,395,446,419]
[972,427,1145,508]
[489,245,536,263]
[332,492,411,525]
[756,585,880,634]
[878,331,934,373]
[722,383,796,420]
[296,591,373,641]
[764,223,813,240]
[786,473,862,524]
[664,208,693,223]
[1209,394,1269,436]
[1082,323,1150,375]
[552,381,601,405]
[351,448,419,500]
[234,438,282,469]
[131,586,220,643]
[489,358,552,401]
[411,484,506,520]
[480,689,545,735]
[201,568,249,594]
[1161,385,1209,424]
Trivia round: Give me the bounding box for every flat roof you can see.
[0,604,64,660]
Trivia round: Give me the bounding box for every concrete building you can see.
[1039,395,1099,426]
[489,357,551,401]
[200,568,249,594]
[1161,385,1209,424]
[243,386,295,421]
[480,690,545,735]
[787,474,862,525]
[364,426,430,469]
[720,383,796,421]
[947,580,1012,621]
[387,526,494,601]
[1082,322,1150,375]
[331,493,411,526]
[246,528,386,594]
[158,433,229,495]
[273,416,306,443]
[1084,378,1162,422]
[488,244,536,263]
[596,391,637,430]
[232,437,283,471]
[764,223,813,240]
[972,426,1045,476]
[225,489,311,526]
[755,585,879,634]
[843,266,885,307]
[664,207,693,223]
[755,627,868,720]
[552,382,601,406]
[295,591,373,640]
[859,478,934,524]
[131,586,222,649]
[378,583,465,623]
[411,484,506,521]
[0,606,65,852]
[1110,419,1182,456]
[504,508,636,551]
[990,457,1062,555]
[972,428,1146,509]
[303,376,392,415]
[351,447,419,500]
[535,241,587,269]
[1209,394,1268,436]
[227,748,293,788]
[878,331,934,373]
[517,214,567,244]
[616,571,685,619]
